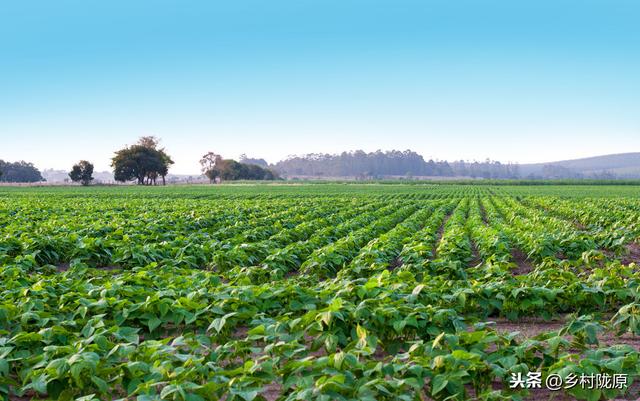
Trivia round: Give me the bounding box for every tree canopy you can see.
[69,160,94,186]
[200,152,223,183]
[200,152,278,183]
[111,136,174,185]
[0,160,44,183]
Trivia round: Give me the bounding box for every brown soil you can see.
[492,317,640,351]
[598,331,640,351]
[478,200,489,225]
[491,317,565,338]
[232,325,249,339]
[510,248,534,275]
[260,382,282,401]
[622,242,640,265]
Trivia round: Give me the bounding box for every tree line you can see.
[271,150,522,179]
[0,136,279,185]
[70,136,279,186]
[0,141,630,184]
[0,160,44,183]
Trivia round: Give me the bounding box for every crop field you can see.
[2,184,640,401]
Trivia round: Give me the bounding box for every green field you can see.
[1,184,640,400]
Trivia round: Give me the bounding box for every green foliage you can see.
[112,136,174,185]
[0,160,44,183]
[69,160,95,186]
[0,184,639,400]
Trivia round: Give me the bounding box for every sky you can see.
[1,0,639,174]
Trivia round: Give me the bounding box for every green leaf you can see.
[147,316,162,332]
[0,360,8,377]
[91,376,108,393]
[431,375,448,395]
[208,317,226,333]
[115,327,139,344]
[26,374,48,394]
[248,325,265,336]
[412,284,425,296]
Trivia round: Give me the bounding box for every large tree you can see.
[200,152,223,183]
[111,137,174,185]
[69,160,94,186]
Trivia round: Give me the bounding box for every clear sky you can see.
[1,0,639,174]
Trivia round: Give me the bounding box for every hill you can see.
[519,153,640,179]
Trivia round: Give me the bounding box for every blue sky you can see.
[1,0,639,174]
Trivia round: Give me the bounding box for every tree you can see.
[69,160,94,186]
[111,137,174,185]
[200,152,223,183]
[0,160,44,182]
[217,159,278,181]
[199,152,278,182]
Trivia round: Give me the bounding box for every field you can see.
[1,184,640,401]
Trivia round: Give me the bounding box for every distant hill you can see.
[519,153,640,179]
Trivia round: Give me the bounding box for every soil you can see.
[260,382,282,401]
[478,200,489,225]
[621,242,640,266]
[491,316,566,338]
[598,331,640,351]
[510,248,534,275]
[232,325,249,339]
[489,318,640,399]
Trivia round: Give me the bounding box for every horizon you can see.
[33,149,640,177]
[2,1,639,174]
